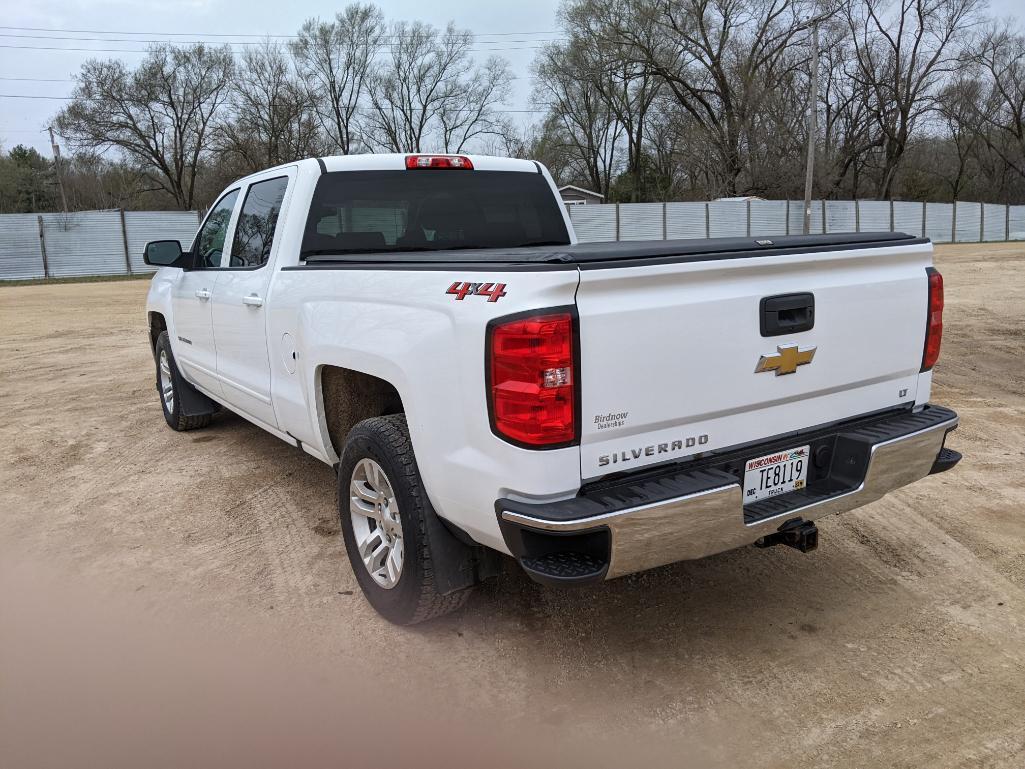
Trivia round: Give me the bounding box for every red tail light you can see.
[921,267,944,371]
[488,311,577,447]
[405,155,474,170]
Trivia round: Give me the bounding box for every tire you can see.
[154,331,212,432]
[338,414,471,625]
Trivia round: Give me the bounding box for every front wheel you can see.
[154,331,212,431]
[337,414,471,625]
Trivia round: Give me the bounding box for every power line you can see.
[0,24,559,38]
[0,25,300,38]
[0,94,545,113]
[0,34,280,45]
[0,43,553,54]
[0,76,71,82]
[0,33,560,46]
[0,44,151,53]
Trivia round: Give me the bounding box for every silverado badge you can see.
[755,344,816,376]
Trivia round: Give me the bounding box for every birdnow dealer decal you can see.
[446,281,507,302]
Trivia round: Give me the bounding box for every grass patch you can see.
[0,273,154,287]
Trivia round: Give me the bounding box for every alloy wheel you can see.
[348,458,404,589]
[159,350,174,414]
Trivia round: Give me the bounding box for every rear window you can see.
[300,170,570,256]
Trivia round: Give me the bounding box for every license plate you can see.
[743,445,809,503]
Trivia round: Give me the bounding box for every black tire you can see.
[154,331,212,432]
[338,414,471,625]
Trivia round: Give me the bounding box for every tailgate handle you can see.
[760,293,815,337]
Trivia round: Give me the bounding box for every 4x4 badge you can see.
[446,281,507,302]
[755,344,816,376]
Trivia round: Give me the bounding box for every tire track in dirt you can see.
[3,245,1025,767]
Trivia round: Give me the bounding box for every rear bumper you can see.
[497,404,959,586]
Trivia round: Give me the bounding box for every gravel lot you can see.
[2,242,1024,768]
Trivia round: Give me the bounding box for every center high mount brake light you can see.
[405,155,474,170]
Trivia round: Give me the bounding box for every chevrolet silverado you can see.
[143,153,961,624]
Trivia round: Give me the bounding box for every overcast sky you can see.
[1,0,1022,157]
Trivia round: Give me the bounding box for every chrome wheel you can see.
[349,458,404,589]
[159,349,174,414]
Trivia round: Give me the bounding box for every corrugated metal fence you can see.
[568,199,1025,244]
[1,200,1022,281]
[0,209,200,281]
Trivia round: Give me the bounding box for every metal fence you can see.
[0,209,200,281]
[568,199,1025,244]
[1,200,1022,281]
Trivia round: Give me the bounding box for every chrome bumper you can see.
[500,407,959,580]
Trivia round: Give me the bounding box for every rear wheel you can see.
[154,331,212,431]
[338,414,471,624]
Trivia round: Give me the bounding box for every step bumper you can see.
[497,405,960,584]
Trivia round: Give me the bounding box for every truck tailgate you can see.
[575,240,932,479]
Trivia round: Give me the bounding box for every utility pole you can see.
[802,19,821,235]
[48,126,69,214]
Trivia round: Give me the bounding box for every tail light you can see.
[921,267,944,371]
[487,311,577,448]
[405,155,474,170]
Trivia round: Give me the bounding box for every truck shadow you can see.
[207,411,908,671]
[435,526,910,673]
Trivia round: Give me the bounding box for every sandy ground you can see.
[2,242,1024,768]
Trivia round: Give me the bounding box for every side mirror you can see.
[143,240,191,269]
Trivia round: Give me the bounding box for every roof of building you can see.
[558,184,605,199]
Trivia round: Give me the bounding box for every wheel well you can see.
[321,366,404,455]
[148,312,167,353]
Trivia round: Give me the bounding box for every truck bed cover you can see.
[298,232,925,269]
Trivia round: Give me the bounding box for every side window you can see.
[194,189,240,268]
[230,176,289,268]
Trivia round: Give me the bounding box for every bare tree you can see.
[438,57,514,153]
[933,75,984,199]
[596,0,815,196]
[62,152,147,211]
[973,27,1025,181]
[845,0,985,199]
[216,41,324,173]
[291,4,385,154]
[366,21,513,153]
[533,41,625,198]
[643,95,693,199]
[816,31,876,198]
[560,0,663,201]
[55,44,233,209]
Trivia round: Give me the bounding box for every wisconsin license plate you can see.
[743,445,809,503]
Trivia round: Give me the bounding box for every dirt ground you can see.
[2,242,1024,768]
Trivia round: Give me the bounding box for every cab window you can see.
[194,189,240,268]
[230,176,289,268]
[300,171,570,256]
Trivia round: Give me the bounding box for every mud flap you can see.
[170,366,219,418]
[422,499,502,595]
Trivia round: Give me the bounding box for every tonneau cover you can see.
[299,232,925,268]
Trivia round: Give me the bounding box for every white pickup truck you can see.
[144,153,961,624]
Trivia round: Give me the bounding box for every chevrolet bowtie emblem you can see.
[755,344,816,376]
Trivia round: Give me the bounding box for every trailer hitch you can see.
[754,518,819,553]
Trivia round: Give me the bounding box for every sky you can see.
[1,0,1022,158]
[0,0,562,155]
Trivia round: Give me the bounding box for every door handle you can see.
[242,294,264,307]
[195,289,211,300]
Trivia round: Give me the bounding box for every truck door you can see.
[169,188,240,397]
[209,171,293,428]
